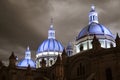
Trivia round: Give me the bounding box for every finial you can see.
[91,4,95,10]
[27,46,30,51]
[50,18,54,29]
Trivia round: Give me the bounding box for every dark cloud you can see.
[0,0,51,63]
[0,0,120,64]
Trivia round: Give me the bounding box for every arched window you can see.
[80,44,83,51]
[90,16,92,22]
[50,60,53,65]
[105,68,113,80]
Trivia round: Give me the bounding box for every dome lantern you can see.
[89,5,99,24]
[48,18,55,39]
[25,46,31,60]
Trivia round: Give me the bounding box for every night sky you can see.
[0,0,120,65]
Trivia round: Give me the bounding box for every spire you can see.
[56,54,62,65]
[51,18,53,26]
[25,46,31,59]
[116,33,120,40]
[40,58,46,68]
[92,35,101,50]
[89,5,99,24]
[115,33,120,47]
[62,49,67,57]
[9,52,16,68]
[61,49,67,63]
[48,18,55,39]
[9,52,16,60]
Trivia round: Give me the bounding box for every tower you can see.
[8,52,17,80]
[54,55,65,80]
[9,52,16,68]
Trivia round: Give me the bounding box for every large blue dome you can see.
[37,39,64,53]
[17,59,36,68]
[77,22,114,40]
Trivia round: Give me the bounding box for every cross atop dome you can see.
[50,18,54,29]
[89,4,99,24]
[48,18,55,39]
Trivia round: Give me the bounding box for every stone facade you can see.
[0,35,120,80]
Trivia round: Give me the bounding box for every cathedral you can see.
[0,5,120,80]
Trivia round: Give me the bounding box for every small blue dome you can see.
[17,59,36,68]
[77,22,114,40]
[37,39,64,53]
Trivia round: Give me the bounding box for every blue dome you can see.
[17,59,36,68]
[77,22,114,40]
[37,39,64,53]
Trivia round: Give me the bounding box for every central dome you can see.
[77,22,114,40]
[37,38,63,53]
[36,19,64,68]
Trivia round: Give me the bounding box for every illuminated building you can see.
[36,19,64,68]
[0,5,120,80]
[75,5,115,53]
[17,46,36,68]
